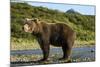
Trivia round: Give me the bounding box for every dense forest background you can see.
[11,3,95,50]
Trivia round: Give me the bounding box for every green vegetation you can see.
[11,3,95,50]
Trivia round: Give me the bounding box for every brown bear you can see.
[23,18,76,62]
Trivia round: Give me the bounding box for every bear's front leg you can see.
[40,43,50,61]
[37,37,50,62]
[36,32,50,62]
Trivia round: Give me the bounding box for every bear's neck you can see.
[31,22,43,37]
[32,32,42,37]
[32,22,48,37]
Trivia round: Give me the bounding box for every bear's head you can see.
[23,18,40,33]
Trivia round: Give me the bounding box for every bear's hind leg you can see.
[60,45,72,60]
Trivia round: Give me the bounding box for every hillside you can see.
[11,2,95,50]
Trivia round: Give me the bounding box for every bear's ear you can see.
[24,18,32,24]
[25,18,31,21]
[32,18,40,24]
[34,18,38,22]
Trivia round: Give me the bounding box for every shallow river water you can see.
[11,46,95,66]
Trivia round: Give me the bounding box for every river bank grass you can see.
[11,37,95,50]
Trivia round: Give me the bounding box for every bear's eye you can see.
[24,22,30,26]
[32,18,39,23]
